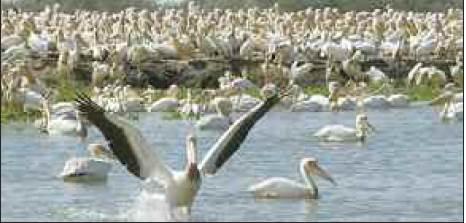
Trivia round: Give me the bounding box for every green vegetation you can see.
[1,101,42,124]
[303,85,329,96]
[43,72,92,102]
[1,71,458,124]
[402,85,442,101]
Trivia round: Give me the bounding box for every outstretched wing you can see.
[74,92,173,185]
[199,94,280,175]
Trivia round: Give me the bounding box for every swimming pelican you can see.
[429,83,463,121]
[314,113,376,142]
[59,144,114,182]
[73,85,283,215]
[196,97,233,130]
[290,94,330,112]
[147,84,180,112]
[248,157,336,199]
[40,99,88,140]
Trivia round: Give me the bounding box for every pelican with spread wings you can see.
[74,84,283,215]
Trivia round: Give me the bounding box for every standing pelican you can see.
[314,113,376,142]
[73,85,282,216]
[328,81,342,111]
[248,158,336,199]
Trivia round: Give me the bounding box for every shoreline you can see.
[0,81,446,124]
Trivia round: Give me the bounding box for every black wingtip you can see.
[73,91,105,115]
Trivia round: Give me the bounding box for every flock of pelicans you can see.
[8,78,463,220]
[0,3,464,220]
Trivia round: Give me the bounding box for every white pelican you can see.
[230,94,262,112]
[196,97,233,130]
[365,66,387,83]
[39,100,88,140]
[248,158,336,199]
[429,83,463,121]
[59,144,114,182]
[74,85,282,216]
[147,85,180,112]
[178,89,202,120]
[453,93,463,103]
[328,81,341,111]
[442,102,463,121]
[314,113,376,142]
[291,95,329,112]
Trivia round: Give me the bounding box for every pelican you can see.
[328,81,342,111]
[196,97,233,130]
[248,158,336,199]
[429,83,463,121]
[59,144,114,182]
[39,99,88,140]
[73,85,283,216]
[314,113,376,142]
[147,84,180,112]
[291,94,330,112]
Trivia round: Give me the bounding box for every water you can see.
[1,106,463,221]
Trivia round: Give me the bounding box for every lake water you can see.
[1,105,463,221]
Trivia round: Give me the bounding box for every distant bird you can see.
[196,97,233,130]
[147,85,180,112]
[429,83,463,121]
[39,99,88,140]
[314,113,376,142]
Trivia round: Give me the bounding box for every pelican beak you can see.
[310,164,337,186]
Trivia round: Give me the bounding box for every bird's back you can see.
[248,177,309,198]
[60,157,112,180]
[48,119,80,135]
[314,124,355,137]
[196,114,230,130]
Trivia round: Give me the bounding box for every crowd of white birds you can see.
[1,2,464,87]
[1,2,463,125]
[0,4,464,220]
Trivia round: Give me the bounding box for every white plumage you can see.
[248,158,336,199]
[314,114,375,142]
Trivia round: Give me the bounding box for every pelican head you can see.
[167,84,179,98]
[301,158,337,185]
[356,113,368,123]
[355,113,374,141]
